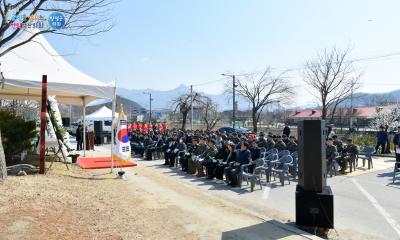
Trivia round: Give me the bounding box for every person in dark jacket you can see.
[283,123,291,137]
[76,125,83,151]
[375,126,388,154]
[394,126,400,169]
[249,140,261,161]
[224,142,252,187]
[214,142,236,180]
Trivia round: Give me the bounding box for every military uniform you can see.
[201,145,218,179]
[192,143,209,177]
[274,141,286,152]
[286,141,298,153]
[333,139,344,154]
[339,143,359,174]
[326,144,338,162]
[265,139,275,151]
[257,138,268,149]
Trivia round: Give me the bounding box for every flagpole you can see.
[111,82,117,173]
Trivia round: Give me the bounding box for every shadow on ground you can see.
[221,220,308,240]
[148,162,297,194]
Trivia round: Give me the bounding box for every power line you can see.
[189,50,400,87]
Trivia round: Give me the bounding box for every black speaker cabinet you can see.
[94,121,103,134]
[296,185,334,229]
[297,120,327,192]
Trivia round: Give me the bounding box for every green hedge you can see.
[0,110,37,161]
[353,133,376,148]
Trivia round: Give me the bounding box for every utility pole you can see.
[149,93,152,123]
[222,73,237,128]
[350,78,354,131]
[143,92,153,123]
[232,75,236,128]
[190,85,193,130]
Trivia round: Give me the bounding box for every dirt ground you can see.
[0,162,307,240]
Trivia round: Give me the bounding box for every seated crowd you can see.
[130,126,374,189]
[326,135,359,174]
[130,129,298,187]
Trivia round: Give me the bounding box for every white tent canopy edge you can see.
[0,30,116,159]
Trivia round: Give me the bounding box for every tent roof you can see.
[86,106,117,120]
[0,30,114,106]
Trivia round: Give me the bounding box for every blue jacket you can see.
[377,131,388,143]
[236,149,252,165]
[394,133,400,145]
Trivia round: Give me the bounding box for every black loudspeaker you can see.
[94,121,103,134]
[62,117,70,127]
[297,120,327,192]
[296,185,334,229]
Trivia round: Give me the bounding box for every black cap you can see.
[347,138,353,142]
[259,132,265,136]
[327,137,333,141]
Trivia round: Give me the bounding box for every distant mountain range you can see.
[117,84,251,111]
[112,85,400,111]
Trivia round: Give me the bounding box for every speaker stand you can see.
[296,185,334,231]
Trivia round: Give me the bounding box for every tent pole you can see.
[111,84,117,173]
[83,97,86,157]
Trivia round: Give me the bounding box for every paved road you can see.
[139,159,400,240]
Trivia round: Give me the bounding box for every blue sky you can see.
[46,0,400,106]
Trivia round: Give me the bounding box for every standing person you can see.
[375,126,388,154]
[326,126,335,140]
[76,125,83,151]
[326,138,338,174]
[283,123,291,137]
[393,126,400,170]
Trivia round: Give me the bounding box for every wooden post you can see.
[0,129,7,181]
[39,75,47,174]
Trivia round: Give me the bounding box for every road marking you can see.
[351,178,400,238]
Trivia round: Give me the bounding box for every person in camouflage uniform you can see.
[257,132,268,149]
[188,138,207,175]
[339,138,359,174]
[274,135,286,152]
[332,135,344,154]
[266,134,275,151]
[196,139,217,177]
[326,138,338,174]
[282,134,290,146]
[286,136,298,153]
[202,139,219,179]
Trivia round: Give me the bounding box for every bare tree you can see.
[201,97,221,131]
[0,0,114,57]
[172,92,203,130]
[226,67,294,133]
[304,46,362,121]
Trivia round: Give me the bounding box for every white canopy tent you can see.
[0,30,116,159]
[86,106,118,121]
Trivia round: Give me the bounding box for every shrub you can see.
[0,110,37,161]
[353,133,376,148]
